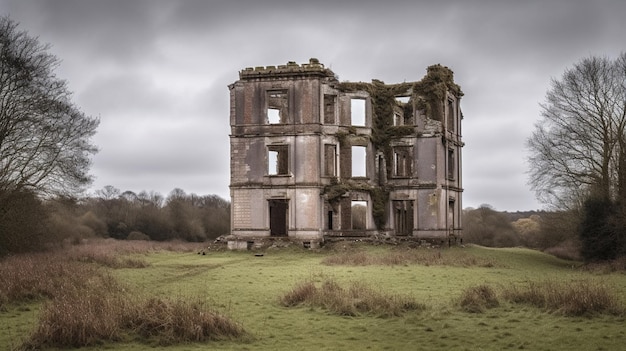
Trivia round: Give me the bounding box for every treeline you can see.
[0,186,230,256]
[462,205,579,260]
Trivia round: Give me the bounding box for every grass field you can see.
[1,240,625,350]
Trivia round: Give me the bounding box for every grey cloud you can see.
[3,0,626,210]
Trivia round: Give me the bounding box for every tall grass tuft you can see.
[280,278,424,317]
[501,280,625,317]
[458,284,499,313]
[126,297,248,345]
[22,275,126,348]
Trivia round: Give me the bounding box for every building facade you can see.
[228,59,463,248]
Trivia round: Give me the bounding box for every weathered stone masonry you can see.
[228,58,463,248]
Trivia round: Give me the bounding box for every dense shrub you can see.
[579,198,626,261]
[127,231,150,241]
[0,189,48,255]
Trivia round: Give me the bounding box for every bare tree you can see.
[0,16,98,197]
[528,54,626,208]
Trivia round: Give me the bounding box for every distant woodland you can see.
[0,186,229,255]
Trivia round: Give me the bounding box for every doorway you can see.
[394,200,414,236]
[269,199,288,236]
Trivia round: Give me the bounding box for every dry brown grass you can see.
[583,257,626,274]
[501,280,625,317]
[66,246,150,268]
[22,289,248,349]
[280,278,424,317]
[458,279,625,317]
[0,252,99,307]
[1,241,247,349]
[322,248,497,268]
[458,284,499,313]
[126,297,247,345]
[21,273,127,349]
[543,240,582,261]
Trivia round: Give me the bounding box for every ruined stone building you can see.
[228,59,463,248]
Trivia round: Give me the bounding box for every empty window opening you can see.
[351,146,366,177]
[395,96,410,104]
[350,98,366,126]
[396,95,414,125]
[267,90,288,124]
[267,108,281,124]
[269,199,288,236]
[324,95,336,124]
[394,111,403,126]
[268,145,289,175]
[447,99,455,132]
[393,146,413,177]
[394,200,414,236]
[351,200,367,230]
[447,149,455,180]
[324,144,337,177]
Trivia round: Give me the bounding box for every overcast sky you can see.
[2,0,625,211]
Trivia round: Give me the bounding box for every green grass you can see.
[2,242,626,350]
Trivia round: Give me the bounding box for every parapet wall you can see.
[240,58,336,80]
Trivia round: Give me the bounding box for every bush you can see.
[579,198,626,261]
[0,189,48,255]
[79,211,108,237]
[127,231,150,241]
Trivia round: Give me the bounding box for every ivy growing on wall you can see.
[324,65,462,230]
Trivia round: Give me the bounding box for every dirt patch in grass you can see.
[280,278,425,317]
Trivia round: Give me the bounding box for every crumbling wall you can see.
[229,59,464,247]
